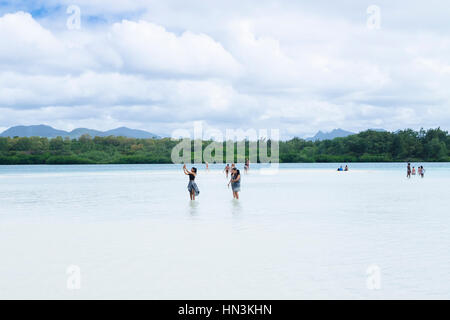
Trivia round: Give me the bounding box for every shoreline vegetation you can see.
[0,128,449,165]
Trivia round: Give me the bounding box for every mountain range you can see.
[0,125,387,141]
[306,128,387,141]
[0,125,159,139]
[306,128,355,141]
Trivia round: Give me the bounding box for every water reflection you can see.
[231,199,242,216]
[188,200,199,217]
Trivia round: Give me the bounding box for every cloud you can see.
[0,12,240,77]
[0,12,63,66]
[109,20,241,77]
[0,2,450,138]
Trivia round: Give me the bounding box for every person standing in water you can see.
[344,165,349,171]
[407,163,411,178]
[244,158,250,174]
[224,164,230,178]
[183,164,199,200]
[412,166,416,176]
[205,161,209,172]
[228,168,241,199]
[420,166,425,178]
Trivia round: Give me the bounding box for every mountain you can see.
[102,127,158,139]
[306,128,355,141]
[0,125,68,138]
[0,125,159,139]
[68,128,103,139]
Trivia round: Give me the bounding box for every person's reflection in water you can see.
[188,200,199,217]
[231,198,242,216]
[231,199,246,231]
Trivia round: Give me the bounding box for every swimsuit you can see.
[187,174,200,196]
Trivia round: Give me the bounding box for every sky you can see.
[0,0,449,138]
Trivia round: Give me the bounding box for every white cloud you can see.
[0,1,450,138]
[0,12,63,65]
[109,20,241,77]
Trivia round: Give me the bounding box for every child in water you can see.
[244,158,250,174]
[224,164,230,178]
[228,167,241,199]
[183,164,199,200]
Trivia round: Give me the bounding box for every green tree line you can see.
[0,128,449,165]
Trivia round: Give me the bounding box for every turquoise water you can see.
[0,163,449,299]
[1,162,449,174]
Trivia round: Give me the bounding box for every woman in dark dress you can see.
[183,164,199,200]
[228,168,241,199]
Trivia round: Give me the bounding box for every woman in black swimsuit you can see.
[183,164,200,200]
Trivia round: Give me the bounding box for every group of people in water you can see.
[407,163,425,178]
[183,159,249,200]
[183,161,426,200]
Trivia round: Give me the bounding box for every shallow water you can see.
[0,163,449,299]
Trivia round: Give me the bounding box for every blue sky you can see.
[0,0,449,138]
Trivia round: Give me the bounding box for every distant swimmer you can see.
[244,158,250,174]
[337,166,343,172]
[420,166,425,178]
[224,164,230,178]
[344,165,349,172]
[183,164,199,200]
[205,161,209,172]
[407,163,411,179]
[228,167,241,199]
[412,166,416,176]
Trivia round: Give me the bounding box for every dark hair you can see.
[191,167,197,173]
[236,169,240,175]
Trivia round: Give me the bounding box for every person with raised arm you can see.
[183,164,199,200]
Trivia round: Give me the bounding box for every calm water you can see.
[0,163,449,299]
